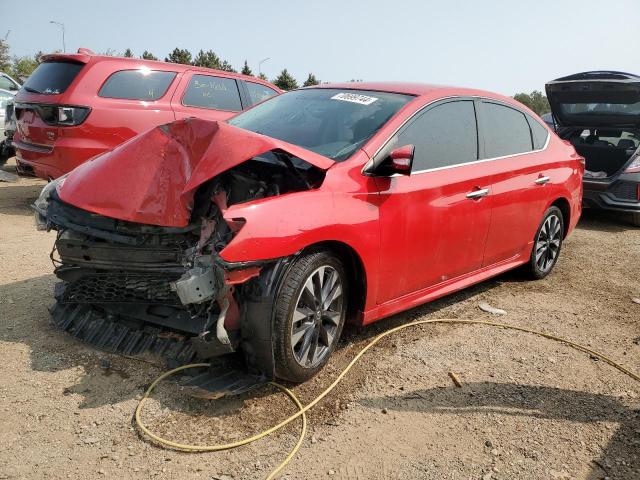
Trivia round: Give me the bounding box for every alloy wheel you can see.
[290,265,344,368]
[535,213,562,273]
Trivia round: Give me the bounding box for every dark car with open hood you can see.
[546,71,640,225]
[34,83,583,395]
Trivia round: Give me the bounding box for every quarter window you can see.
[526,114,549,150]
[245,82,278,105]
[99,70,176,100]
[481,102,533,158]
[394,100,478,171]
[182,75,242,111]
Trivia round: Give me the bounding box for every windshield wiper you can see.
[23,86,43,94]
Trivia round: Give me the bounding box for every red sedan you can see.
[35,82,583,388]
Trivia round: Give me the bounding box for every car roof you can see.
[312,81,526,108]
[41,49,281,90]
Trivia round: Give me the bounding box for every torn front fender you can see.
[57,118,334,227]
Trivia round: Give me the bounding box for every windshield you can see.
[229,88,414,161]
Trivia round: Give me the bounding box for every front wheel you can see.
[527,206,564,279]
[273,251,347,382]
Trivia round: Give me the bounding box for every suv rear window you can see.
[22,61,84,95]
[99,70,177,101]
[182,75,242,111]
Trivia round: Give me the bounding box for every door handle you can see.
[466,188,489,199]
[535,175,550,185]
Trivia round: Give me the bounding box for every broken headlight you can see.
[34,174,68,230]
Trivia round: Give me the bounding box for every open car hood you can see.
[546,71,640,128]
[58,118,334,227]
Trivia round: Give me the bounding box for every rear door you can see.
[171,71,245,121]
[375,99,494,303]
[478,100,553,266]
[546,71,640,128]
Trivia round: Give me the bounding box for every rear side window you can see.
[481,102,533,158]
[22,62,83,95]
[99,70,177,100]
[245,82,278,105]
[395,100,478,172]
[182,75,242,111]
[526,115,549,150]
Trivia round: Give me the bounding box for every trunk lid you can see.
[15,58,87,148]
[58,118,334,227]
[546,71,640,128]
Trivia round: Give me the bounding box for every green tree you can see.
[34,51,45,64]
[123,48,134,58]
[165,48,192,65]
[513,90,550,116]
[141,50,158,61]
[219,60,236,72]
[273,69,298,91]
[11,55,38,80]
[303,73,320,87]
[0,40,11,74]
[257,72,268,81]
[241,60,252,76]
[192,49,221,69]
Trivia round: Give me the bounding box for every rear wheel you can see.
[273,251,347,382]
[527,206,564,279]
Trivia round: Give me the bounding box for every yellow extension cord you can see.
[134,318,640,479]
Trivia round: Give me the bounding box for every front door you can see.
[375,99,494,304]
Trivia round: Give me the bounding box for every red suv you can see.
[13,49,281,179]
[35,83,583,389]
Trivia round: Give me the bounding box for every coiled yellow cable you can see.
[134,318,640,479]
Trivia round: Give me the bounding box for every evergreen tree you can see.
[141,51,158,61]
[303,73,320,87]
[165,48,192,65]
[273,69,298,91]
[123,48,134,57]
[257,72,269,81]
[241,60,252,76]
[192,49,221,69]
[219,60,236,72]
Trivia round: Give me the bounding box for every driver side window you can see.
[395,100,479,172]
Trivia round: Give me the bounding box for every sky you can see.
[2,0,639,95]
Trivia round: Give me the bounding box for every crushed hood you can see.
[58,118,334,227]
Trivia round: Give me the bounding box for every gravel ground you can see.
[1,157,639,480]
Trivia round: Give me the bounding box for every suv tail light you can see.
[625,154,640,173]
[53,106,91,126]
[16,103,90,126]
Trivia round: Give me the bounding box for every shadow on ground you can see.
[360,382,640,480]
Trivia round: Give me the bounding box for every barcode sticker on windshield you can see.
[331,92,378,105]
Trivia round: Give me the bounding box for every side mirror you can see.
[387,144,414,174]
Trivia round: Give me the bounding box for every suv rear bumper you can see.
[583,174,640,213]
[14,136,105,179]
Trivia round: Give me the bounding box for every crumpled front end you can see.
[36,118,330,387]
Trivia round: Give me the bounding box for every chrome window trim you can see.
[363,95,551,176]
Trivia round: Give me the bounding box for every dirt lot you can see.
[1,157,639,480]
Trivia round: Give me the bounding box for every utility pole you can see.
[49,21,66,52]
[258,57,270,76]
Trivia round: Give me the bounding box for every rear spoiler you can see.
[41,48,95,64]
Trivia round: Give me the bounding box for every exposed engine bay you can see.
[36,149,326,391]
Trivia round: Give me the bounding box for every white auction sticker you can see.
[330,92,378,105]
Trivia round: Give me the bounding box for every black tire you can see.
[527,206,564,279]
[273,250,348,382]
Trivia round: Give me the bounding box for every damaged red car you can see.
[34,83,583,391]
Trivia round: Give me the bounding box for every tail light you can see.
[16,103,90,126]
[624,155,640,173]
